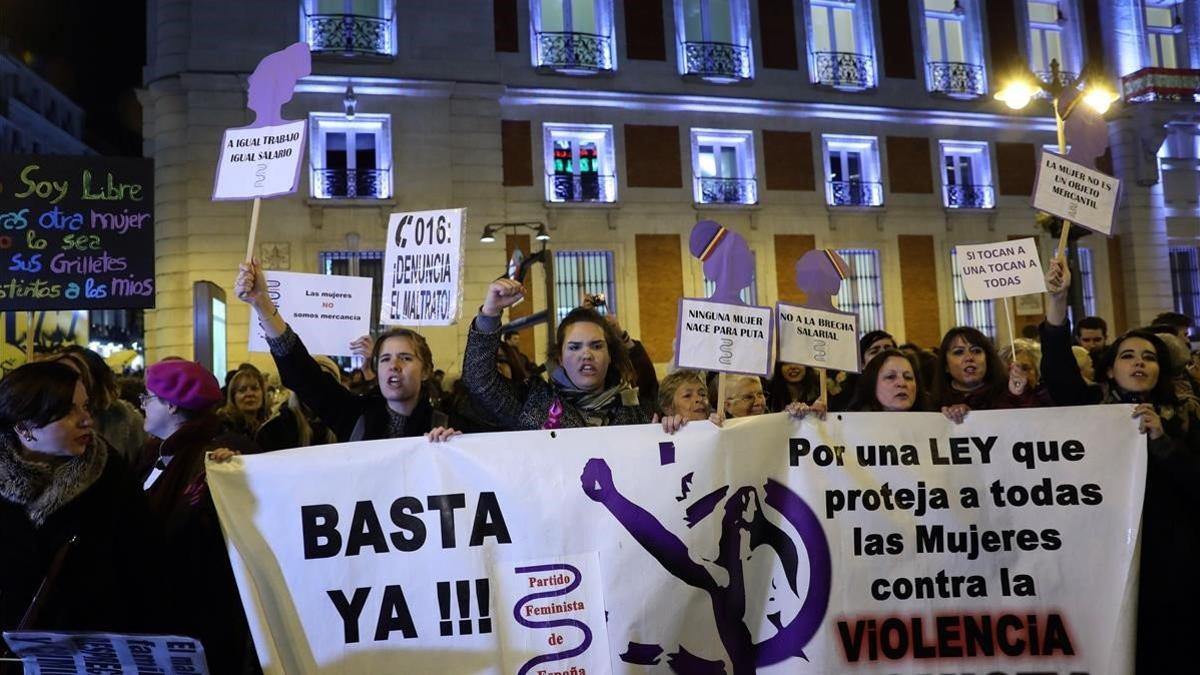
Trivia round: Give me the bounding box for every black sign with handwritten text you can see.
[0,155,154,310]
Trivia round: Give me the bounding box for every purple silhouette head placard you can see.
[1058,88,1110,169]
[689,220,754,305]
[245,42,311,128]
[794,249,850,312]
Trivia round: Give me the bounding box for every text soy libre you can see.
[11,164,143,205]
[300,492,510,644]
[685,308,766,339]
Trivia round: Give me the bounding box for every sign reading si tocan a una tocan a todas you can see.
[0,156,154,311]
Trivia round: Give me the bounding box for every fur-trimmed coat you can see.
[0,436,164,632]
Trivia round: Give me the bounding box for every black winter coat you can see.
[0,440,164,634]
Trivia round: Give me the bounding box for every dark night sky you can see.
[1,0,146,156]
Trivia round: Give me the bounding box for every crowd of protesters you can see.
[0,253,1196,673]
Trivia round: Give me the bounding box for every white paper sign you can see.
[955,238,1047,301]
[496,552,613,675]
[777,303,860,373]
[248,271,371,356]
[675,297,773,376]
[1031,150,1120,235]
[212,120,306,200]
[2,632,208,674]
[381,208,465,326]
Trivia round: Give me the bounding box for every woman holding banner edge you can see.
[1040,254,1200,674]
[233,259,459,443]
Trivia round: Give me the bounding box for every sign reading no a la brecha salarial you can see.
[0,156,154,311]
[381,208,465,326]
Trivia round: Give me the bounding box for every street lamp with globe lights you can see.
[994,59,1119,251]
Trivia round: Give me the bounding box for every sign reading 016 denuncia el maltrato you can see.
[0,155,155,311]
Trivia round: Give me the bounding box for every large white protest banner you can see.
[212,121,307,201]
[248,271,371,357]
[2,632,207,674]
[209,406,1143,675]
[675,298,774,376]
[1031,151,1120,235]
[954,238,1048,301]
[776,303,860,373]
[381,208,465,326]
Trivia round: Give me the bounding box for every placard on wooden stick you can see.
[674,220,774,378]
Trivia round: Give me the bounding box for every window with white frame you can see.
[834,249,885,334]
[544,124,616,203]
[940,140,994,209]
[702,252,758,303]
[951,248,996,338]
[554,250,617,320]
[309,113,392,199]
[1144,1,1184,68]
[301,0,395,56]
[823,135,882,207]
[1169,246,1200,321]
[691,129,757,204]
[923,0,985,96]
[675,0,753,81]
[808,0,875,89]
[320,250,384,333]
[531,0,615,72]
[1026,0,1080,84]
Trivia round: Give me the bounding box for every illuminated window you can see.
[951,248,996,339]
[1025,0,1083,84]
[690,129,757,204]
[940,140,994,208]
[1144,2,1184,68]
[675,0,754,81]
[554,250,617,320]
[823,134,882,207]
[834,249,885,333]
[543,124,616,203]
[531,0,615,73]
[301,0,395,57]
[923,0,986,97]
[309,113,392,199]
[807,0,875,89]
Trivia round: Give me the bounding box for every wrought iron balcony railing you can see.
[1121,66,1200,103]
[681,41,752,80]
[547,173,617,203]
[927,61,985,97]
[305,13,393,56]
[314,168,390,199]
[696,177,758,204]
[944,183,995,209]
[1034,68,1079,87]
[535,31,614,73]
[813,51,875,89]
[827,180,883,207]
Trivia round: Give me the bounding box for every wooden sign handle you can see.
[245,197,262,263]
[819,368,828,406]
[716,372,727,423]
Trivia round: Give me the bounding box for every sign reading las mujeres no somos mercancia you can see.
[1032,151,1119,236]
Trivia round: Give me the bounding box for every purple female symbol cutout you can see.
[794,249,850,312]
[244,42,311,128]
[689,220,754,305]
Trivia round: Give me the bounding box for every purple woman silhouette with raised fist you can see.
[689,220,755,305]
[245,42,311,128]
[582,457,831,675]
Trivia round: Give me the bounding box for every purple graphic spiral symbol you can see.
[513,563,593,675]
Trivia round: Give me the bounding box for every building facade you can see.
[141,0,1200,374]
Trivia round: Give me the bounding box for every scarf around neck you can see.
[0,434,107,527]
[550,366,634,413]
